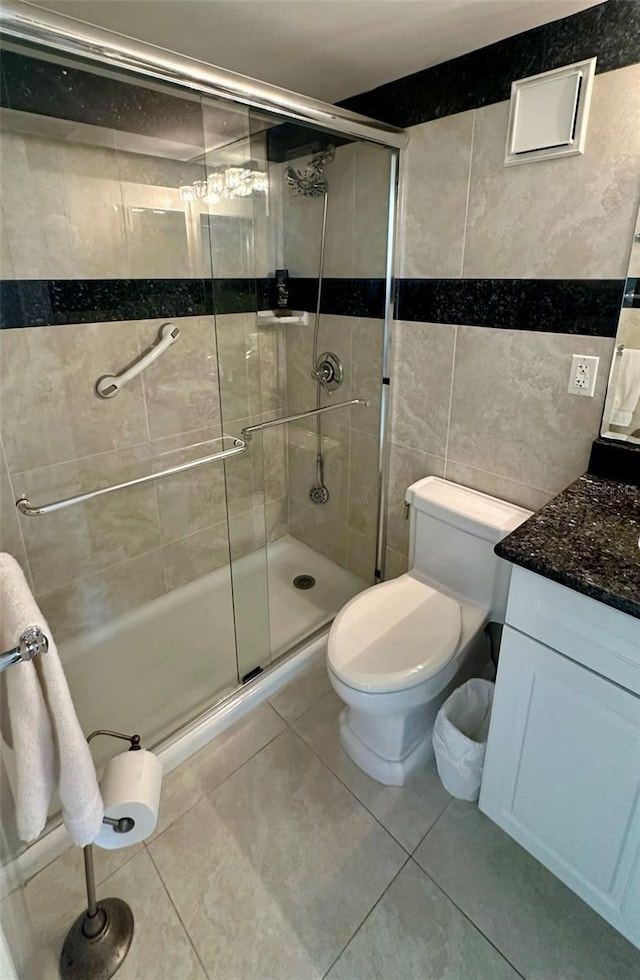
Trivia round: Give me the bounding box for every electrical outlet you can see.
[568,354,599,397]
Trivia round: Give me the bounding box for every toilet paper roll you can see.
[94,748,162,850]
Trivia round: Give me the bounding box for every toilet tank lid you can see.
[405,477,532,543]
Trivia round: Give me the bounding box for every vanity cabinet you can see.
[480,566,640,948]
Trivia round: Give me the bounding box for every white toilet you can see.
[327,477,531,785]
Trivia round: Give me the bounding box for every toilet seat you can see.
[328,574,462,693]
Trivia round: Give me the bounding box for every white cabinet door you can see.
[480,626,640,947]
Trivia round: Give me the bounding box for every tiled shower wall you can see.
[0,125,287,643]
[384,61,640,575]
[0,311,286,643]
[279,142,390,582]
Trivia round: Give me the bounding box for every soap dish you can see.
[257,309,309,326]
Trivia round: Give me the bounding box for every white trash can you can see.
[432,679,494,801]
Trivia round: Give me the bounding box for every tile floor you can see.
[10,659,640,979]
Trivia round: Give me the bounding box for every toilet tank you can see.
[405,477,532,622]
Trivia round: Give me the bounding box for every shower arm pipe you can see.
[0,2,408,150]
[15,438,247,517]
[241,399,370,441]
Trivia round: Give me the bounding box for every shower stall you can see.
[0,1,404,860]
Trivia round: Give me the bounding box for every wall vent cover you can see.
[505,58,596,167]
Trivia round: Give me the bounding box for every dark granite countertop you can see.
[495,474,640,620]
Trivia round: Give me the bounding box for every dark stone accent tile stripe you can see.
[266,124,352,163]
[588,438,640,487]
[1,277,624,334]
[623,277,640,308]
[0,48,341,165]
[288,278,386,319]
[0,49,206,149]
[340,1,640,128]
[396,279,624,337]
[0,279,276,327]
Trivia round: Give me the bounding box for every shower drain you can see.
[293,574,316,590]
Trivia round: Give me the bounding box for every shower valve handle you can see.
[312,352,343,395]
[311,364,333,395]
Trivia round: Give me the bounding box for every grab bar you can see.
[96,321,180,398]
[0,627,48,673]
[241,398,370,440]
[16,437,246,517]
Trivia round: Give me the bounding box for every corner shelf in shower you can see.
[257,310,309,326]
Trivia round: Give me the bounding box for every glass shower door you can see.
[0,43,256,765]
[200,98,273,682]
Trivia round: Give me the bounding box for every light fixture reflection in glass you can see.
[179,168,268,204]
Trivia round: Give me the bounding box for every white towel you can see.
[0,554,103,845]
[610,348,640,427]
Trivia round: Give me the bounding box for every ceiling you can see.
[33,0,601,104]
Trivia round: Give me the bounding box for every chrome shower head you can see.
[308,483,329,505]
[285,145,335,197]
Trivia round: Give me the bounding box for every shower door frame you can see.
[0,0,405,698]
[0,0,406,580]
[0,2,407,149]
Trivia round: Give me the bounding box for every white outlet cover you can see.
[568,354,599,397]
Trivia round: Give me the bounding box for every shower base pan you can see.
[14,537,367,882]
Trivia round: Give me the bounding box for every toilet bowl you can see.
[327,477,531,786]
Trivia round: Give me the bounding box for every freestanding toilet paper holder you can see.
[60,729,142,980]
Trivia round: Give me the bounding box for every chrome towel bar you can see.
[241,398,370,440]
[15,399,370,516]
[0,627,49,673]
[16,438,247,517]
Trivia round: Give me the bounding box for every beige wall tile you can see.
[285,315,353,430]
[139,315,220,440]
[216,313,257,423]
[0,445,29,578]
[628,211,640,278]
[257,323,287,415]
[261,426,288,503]
[400,110,474,278]
[266,497,288,542]
[386,443,446,556]
[162,522,230,591]
[346,527,377,584]
[224,434,263,517]
[283,144,358,278]
[14,448,161,593]
[447,327,614,493]
[353,142,392,277]
[349,429,380,538]
[288,424,349,524]
[156,451,227,544]
[0,321,148,472]
[229,505,267,561]
[0,203,15,278]
[444,460,553,512]
[289,496,349,567]
[285,318,315,412]
[38,549,165,643]
[324,144,357,278]
[282,185,324,278]
[463,65,640,279]
[351,317,384,437]
[390,320,456,457]
[384,547,409,580]
[282,142,391,280]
